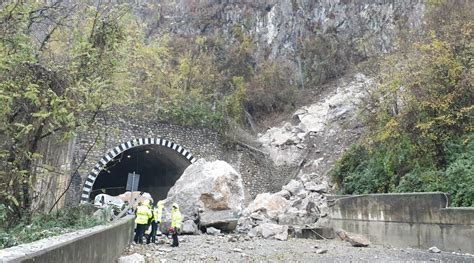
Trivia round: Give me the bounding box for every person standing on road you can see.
[147,200,164,244]
[170,202,182,247]
[134,199,152,244]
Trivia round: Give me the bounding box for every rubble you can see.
[120,234,467,262]
[118,253,145,263]
[164,159,245,231]
[237,175,329,240]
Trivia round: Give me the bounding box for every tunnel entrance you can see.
[81,138,196,203]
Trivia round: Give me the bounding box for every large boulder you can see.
[164,159,244,231]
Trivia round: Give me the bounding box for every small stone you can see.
[315,249,328,254]
[428,247,441,253]
[206,227,221,235]
[233,248,243,253]
[228,236,238,242]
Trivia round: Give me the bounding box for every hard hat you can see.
[143,199,150,205]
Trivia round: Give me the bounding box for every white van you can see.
[94,194,125,208]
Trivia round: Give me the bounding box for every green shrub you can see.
[331,0,473,207]
[0,205,105,249]
[333,134,473,206]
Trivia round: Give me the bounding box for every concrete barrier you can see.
[0,216,134,263]
[328,193,474,253]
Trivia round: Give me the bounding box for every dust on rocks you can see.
[121,234,473,262]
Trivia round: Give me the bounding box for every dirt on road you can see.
[121,234,474,262]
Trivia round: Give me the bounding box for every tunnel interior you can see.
[91,145,191,202]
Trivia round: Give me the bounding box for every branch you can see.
[39,103,102,140]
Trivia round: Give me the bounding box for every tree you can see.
[0,1,133,223]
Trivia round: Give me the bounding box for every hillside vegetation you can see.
[0,1,302,224]
[331,1,473,206]
[0,0,472,230]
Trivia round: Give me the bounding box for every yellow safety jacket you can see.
[153,203,164,223]
[171,208,182,229]
[135,204,152,225]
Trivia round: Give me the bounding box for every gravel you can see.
[122,234,474,262]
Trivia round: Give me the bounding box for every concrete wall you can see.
[328,193,474,253]
[0,216,134,263]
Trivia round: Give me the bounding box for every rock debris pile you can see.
[237,176,329,240]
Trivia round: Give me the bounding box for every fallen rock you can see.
[336,229,370,247]
[260,223,289,240]
[304,181,328,193]
[118,253,145,263]
[277,209,319,225]
[283,180,304,196]
[428,247,441,253]
[200,210,239,231]
[244,193,290,220]
[275,189,291,199]
[164,159,244,231]
[181,220,199,235]
[206,227,221,235]
[315,249,328,254]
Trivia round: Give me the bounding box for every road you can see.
[122,234,474,262]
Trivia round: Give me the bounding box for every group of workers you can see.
[134,199,182,247]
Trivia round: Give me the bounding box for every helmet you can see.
[143,199,151,206]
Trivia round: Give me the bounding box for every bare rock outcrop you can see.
[164,159,245,231]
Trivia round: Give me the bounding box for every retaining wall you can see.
[0,216,134,263]
[328,192,474,253]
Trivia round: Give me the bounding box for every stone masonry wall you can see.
[63,116,297,206]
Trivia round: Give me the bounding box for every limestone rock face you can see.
[164,159,244,231]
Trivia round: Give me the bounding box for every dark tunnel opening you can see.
[90,145,191,202]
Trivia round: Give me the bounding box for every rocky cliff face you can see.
[142,0,424,60]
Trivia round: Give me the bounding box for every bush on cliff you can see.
[331,0,473,207]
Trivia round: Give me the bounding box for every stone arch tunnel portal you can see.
[81,138,196,203]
